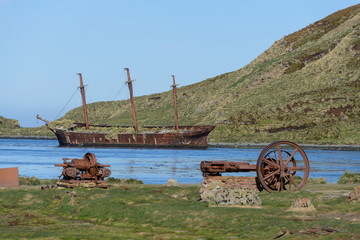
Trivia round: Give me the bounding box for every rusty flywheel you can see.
[256,141,310,192]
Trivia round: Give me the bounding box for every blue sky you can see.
[0,0,359,127]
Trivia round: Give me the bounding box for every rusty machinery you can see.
[55,152,111,187]
[201,141,310,192]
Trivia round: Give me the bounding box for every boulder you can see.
[349,186,360,202]
[166,179,179,186]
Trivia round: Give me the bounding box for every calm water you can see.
[0,138,359,184]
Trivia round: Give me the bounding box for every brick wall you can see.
[201,175,259,195]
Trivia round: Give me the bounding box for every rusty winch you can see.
[55,152,111,187]
[200,161,257,176]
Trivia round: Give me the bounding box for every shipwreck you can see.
[37,68,214,148]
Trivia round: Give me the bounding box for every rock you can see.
[323,193,340,200]
[200,180,225,201]
[41,185,55,190]
[79,182,97,188]
[349,187,360,202]
[201,187,261,206]
[289,198,316,212]
[166,179,179,186]
[293,198,311,208]
[206,181,224,191]
[66,191,77,197]
[341,192,350,199]
[171,192,186,199]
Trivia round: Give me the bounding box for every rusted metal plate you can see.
[0,167,19,187]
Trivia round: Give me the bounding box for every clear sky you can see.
[0,0,359,127]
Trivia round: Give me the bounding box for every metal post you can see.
[171,75,179,130]
[124,68,138,131]
[77,73,89,130]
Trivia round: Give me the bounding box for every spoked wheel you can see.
[256,141,310,192]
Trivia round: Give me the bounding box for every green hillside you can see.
[0,116,50,137]
[0,116,20,129]
[4,4,360,144]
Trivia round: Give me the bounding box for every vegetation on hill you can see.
[0,116,20,129]
[0,116,52,137]
[2,4,360,144]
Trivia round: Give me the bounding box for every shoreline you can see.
[209,142,360,151]
[1,135,360,151]
[0,135,56,140]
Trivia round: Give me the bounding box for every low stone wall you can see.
[200,175,261,205]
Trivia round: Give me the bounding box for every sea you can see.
[0,138,359,184]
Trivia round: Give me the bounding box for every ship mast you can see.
[171,75,179,130]
[124,68,138,131]
[77,73,89,130]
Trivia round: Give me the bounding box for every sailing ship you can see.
[37,68,214,148]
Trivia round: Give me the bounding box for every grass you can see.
[107,177,144,184]
[19,177,58,186]
[283,4,360,50]
[0,125,53,137]
[0,183,359,239]
[18,176,144,186]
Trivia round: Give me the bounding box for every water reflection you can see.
[0,139,359,184]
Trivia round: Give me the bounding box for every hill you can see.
[5,4,360,144]
[0,116,20,129]
[0,116,50,137]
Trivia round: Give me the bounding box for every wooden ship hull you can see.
[54,125,214,148]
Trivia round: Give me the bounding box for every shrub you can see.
[308,177,327,184]
[19,176,41,185]
[107,177,143,184]
[338,171,360,184]
[125,178,144,184]
[19,177,58,186]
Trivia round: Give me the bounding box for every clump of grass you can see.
[19,177,41,185]
[346,56,360,69]
[48,119,74,129]
[308,177,327,184]
[107,177,144,184]
[19,177,58,186]
[291,176,327,184]
[338,171,360,184]
[284,61,305,74]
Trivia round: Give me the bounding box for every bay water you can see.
[0,138,359,184]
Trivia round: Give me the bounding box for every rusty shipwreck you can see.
[37,68,214,148]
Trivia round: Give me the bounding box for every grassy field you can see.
[1,182,359,239]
